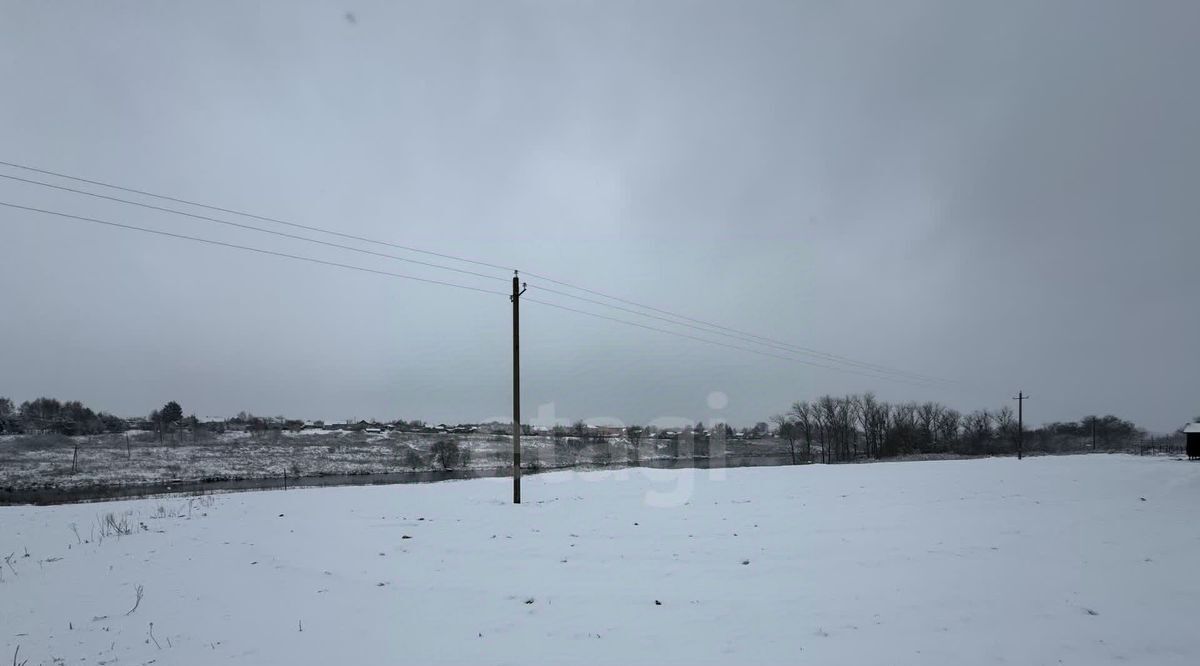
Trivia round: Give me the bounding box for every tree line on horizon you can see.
[0,396,186,437]
[1,394,1194,462]
[769,393,1181,463]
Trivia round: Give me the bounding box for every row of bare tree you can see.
[770,393,1134,463]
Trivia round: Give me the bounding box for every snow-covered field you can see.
[0,431,498,491]
[2,454,1197,665]
[1,431,791,495]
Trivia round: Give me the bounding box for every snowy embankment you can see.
[2,455,1198,665]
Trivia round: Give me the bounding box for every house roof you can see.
[1184,422,1200,434]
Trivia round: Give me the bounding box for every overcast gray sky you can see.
[1,0,1196,431]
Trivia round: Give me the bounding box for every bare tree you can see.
[935,408,961,448]
[771,414,798,465]
[852,395,869,458]
[870,399,891,459]
[917,402,940,452]
[812,397,831,463]
[962,410,993,453]
[403,448,424,471]
[849,393,890,459]
[819,395,853,461]
[788,401,816,462]
[888,402,919,457]
[838,396,857,460]
[430,439,460,471]
[994,405,1017,448]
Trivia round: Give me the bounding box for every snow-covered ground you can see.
[2,431,783,494]
[2,454,1197,665]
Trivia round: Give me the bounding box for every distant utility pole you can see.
[1013,391,1029,460]
[511,271,526,504]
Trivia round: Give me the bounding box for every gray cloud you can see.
[2,0,1197,430]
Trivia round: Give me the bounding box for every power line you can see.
[0,159,955,386]
[0,159,515,274]
[528,282,953,386]
[0,172,508,285]
[522,296,942,388]
[523,274,955,385]
[3,197,951,388]
[0,201,508,297]
[9,165,924,380]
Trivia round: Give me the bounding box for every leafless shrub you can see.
[403,448,425,471]
[126,584,144,615]
[106,512,132,536]
[431,439,460,470]
[95,512,132,542]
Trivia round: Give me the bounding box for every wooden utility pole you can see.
[511,271,526,504]
[1013,391,1028,460]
